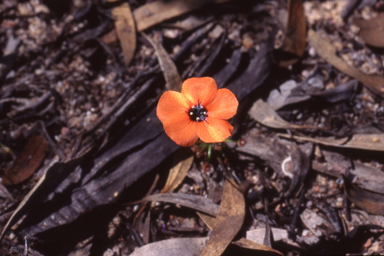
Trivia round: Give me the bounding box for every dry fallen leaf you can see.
[129,237,208,256]
[163,15,212,32]
[2,135,47,186]
[161,155,194,193]
[354,13,384,48]
[196,212,217,230]
[247,227,302,249]
[283,0,306,55]
[350,163,384,195]
[200,180,245,256]
[1,155,75,240]
[267,80,298,110]
[308,29,384,97]
[111,2,136,66]
[138,193,219,216]
[344,176,384,215]
[277,0,306,66]
[309,79,359,103]
[100,29,117,45]
[134,0,230,32]
[133,208,151,244]
[249,99,318,130]
[102,0,231,45]
[312,150,384,195]
[278,133,384,151]
[142,32,183,91]
[232,237,284,256]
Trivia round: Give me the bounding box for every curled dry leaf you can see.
[308,29,384,97]
[200,180,245,256]
[2,135,47,186]
[161,155,194,193]
[267,80,298,110]
[111,2,136,66]
[142,32,182,91]
[278,133,384,151]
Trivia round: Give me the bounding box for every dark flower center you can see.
[188,104,208,122]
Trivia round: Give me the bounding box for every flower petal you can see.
[181,77,217,107]
[157,91,192,124]
[206,88,238,120]
[163,116,199,147]
[197,118,233,143]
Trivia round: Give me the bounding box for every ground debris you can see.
[0,0,384,255]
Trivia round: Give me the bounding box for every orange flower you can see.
[156,77,239,147]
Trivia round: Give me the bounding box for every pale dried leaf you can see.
[247,228,302,249]
[233,237,284,256]
[344,177,384,215]
[308,29,384,96]
[142,33,182,91]
[249,99,317,129]
[312,151,384,195]
[100,29,117,44]
[138,193,219,216]
[129,237,208,256]
[111,2,136,66]
[279,133,384,151]
[133,0,231,32]
[196,212,216,230]
[267,80,298,110]
[161,155,194,193]
[200,181,245,256]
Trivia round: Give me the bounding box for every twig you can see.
[23,235,30,256]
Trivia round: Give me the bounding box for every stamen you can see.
[188,103,208,122]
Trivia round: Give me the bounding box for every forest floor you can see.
[1,0,384,255]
